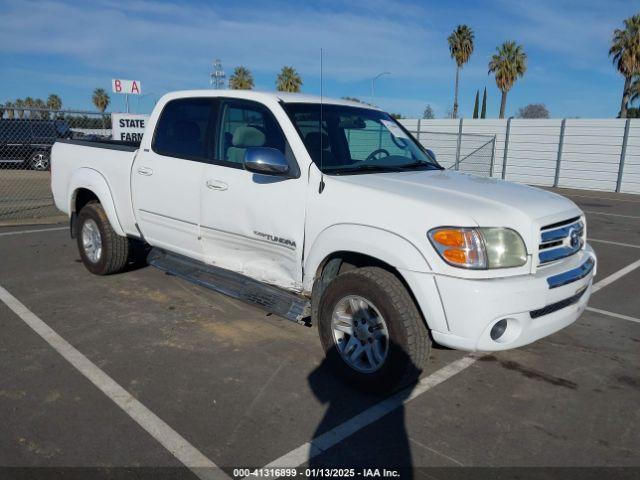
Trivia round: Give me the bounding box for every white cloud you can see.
[0,0,452,85]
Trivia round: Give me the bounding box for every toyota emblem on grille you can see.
[569,228,580,249]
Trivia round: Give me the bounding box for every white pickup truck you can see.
[52,90,596,391]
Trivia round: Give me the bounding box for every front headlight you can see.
[428,227,527,269]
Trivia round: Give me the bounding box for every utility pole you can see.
[210,59,226,89]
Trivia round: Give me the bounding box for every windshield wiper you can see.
[327,164,406,174]
[397,161,443,171]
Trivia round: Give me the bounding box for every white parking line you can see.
[0,226,67,237]
[592,258,640,293]
[0,285,230,480]
[258,256,640,473]
[589,238,640,249]
[584,211,640,220]
[586,307,640,325]
[256,354,479,473]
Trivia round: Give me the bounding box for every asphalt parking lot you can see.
[1,186,639,479]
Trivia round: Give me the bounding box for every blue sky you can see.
[1,0,638,118]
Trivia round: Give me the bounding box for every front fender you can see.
[303,223,432,291]
[68,168,125,237]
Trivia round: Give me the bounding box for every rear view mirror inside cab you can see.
[338,117,366,129]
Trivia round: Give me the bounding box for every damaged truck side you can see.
[51,90,596,391]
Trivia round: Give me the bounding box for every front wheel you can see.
[317,267,430,392]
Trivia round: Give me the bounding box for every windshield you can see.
[283,103,442,174]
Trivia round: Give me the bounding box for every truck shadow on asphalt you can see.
[306,343,418,477]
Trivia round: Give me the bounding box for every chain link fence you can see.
[0,108,111,224]
[410,129,496,177]
[0,109,497,225]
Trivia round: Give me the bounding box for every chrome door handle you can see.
[137,166,153,176]
[206,179,228,191]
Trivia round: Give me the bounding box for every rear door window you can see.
[152,98,215,161]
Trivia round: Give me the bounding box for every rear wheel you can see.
[76,202,130,275]
[317,266,430,392]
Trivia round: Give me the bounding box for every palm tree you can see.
[34,98,47,119]
[447,25,474,119]
[47,94,62,111]
[5,101,14,119]
[229,66,254,90]
[92,88,110,112]
[610,14,640,118]
[488,41,527,119]
[24,97,35,118]
[630,75,640,105]
[276,66,303,92]
[15,99,25,118]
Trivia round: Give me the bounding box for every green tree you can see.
[610,14,640,118]
[390,113,403,119]
[229,66,254,90]
[516,103,550,119]
[481,87,487,118]
[448,24,474,119]
[92,88,110,112]
[276,66,303,93]
[423,104,435,119]
[472,90,479,118]
[47,94,62,111]
[626,106,640,117]
[488,41,527,119]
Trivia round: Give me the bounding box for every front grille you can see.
[530,286,588,319]
[538,216,584,265]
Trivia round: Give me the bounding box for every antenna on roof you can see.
[318,48,325,194]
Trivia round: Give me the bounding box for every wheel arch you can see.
[303,223,432,292]
[68,168,125,237]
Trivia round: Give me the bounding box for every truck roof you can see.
[161,90,380,110]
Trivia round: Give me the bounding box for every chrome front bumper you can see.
[547,256,595,289]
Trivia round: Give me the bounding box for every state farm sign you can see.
[111,113,148,142]
[112,79,142,95]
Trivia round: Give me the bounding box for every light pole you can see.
[370,72,391,105]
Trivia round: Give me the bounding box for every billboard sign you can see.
[112,79,142,95]
[111,113,149,142]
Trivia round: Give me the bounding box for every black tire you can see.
[317,267,430,393]
[76,202,130,275]
[29,151,50,171]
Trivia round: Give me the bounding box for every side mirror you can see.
[244,147,290,176]
[426,149,436,161]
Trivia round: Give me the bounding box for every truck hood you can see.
[332,169,581,228]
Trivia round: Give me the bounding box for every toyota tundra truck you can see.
[51,90,596,391]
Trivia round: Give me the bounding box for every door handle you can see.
[137,166,153,176]
[206,179,228,191]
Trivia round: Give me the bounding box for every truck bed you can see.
[51,138,140,237]
[57,138,140,152]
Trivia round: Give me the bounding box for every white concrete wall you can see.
[400,118,639,194]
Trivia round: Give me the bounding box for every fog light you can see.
[490,319,508,340]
